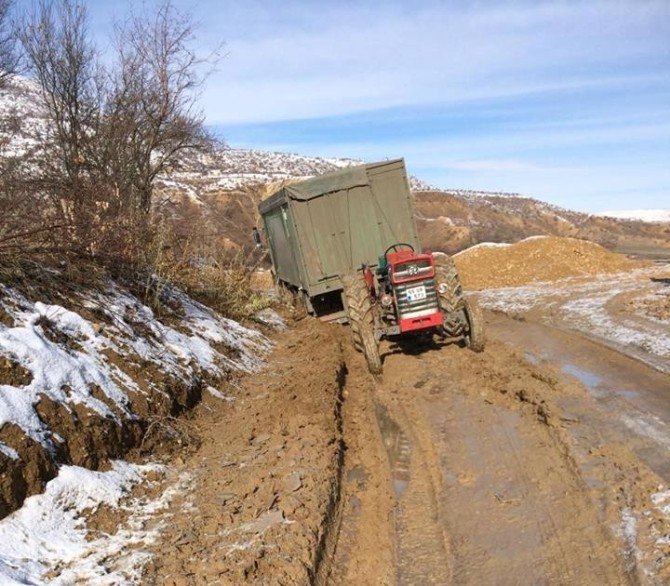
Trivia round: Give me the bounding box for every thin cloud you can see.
[199,0,670,124]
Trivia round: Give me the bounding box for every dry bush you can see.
[156,199,270,320]
[13,0,217,266]
[177,249,271,321]
[2,1,271,324]
[0,0,19,87]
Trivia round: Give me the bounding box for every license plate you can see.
[405,285,426,302]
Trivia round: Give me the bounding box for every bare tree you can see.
[14,0,216,264]
[107,1,212,214]
[20,0,102,178]
[0,0,19,86]
[19,0,104,250]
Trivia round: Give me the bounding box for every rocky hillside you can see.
[415,191,670,256]
[2,75,669,258]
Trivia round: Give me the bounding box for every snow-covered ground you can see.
[0,281,269,451]
[476,267,670,373]
[599,209,670,223]
[0,460,191,584]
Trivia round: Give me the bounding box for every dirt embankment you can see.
[0,273,267,519]
[414,190,670,256]
[453,236,644,289]
[143,317,349,585]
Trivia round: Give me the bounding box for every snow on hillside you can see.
[0,76,47,158]
[438,188,526,199]
[160,147,437,198]
[0,75,435,194]
[0,280,268,450]
[599,209,670,223]
[0,461,180,584]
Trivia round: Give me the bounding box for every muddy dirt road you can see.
[134,301,670,585]
[330,312,670,585]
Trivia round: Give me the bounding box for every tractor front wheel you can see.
[342,273,382,375]
[463,298,485,352]
[434,254,463,314]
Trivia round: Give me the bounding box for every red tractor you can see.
[342,243,484,374]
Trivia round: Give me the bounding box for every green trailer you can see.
[259,159,420,319]
[259,157,484,373]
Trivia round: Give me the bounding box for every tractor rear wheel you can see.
[342,273,382,375]
[463,298,485,352]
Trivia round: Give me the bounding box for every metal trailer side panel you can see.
[259,159,421,297]
[262,202,302,287]
[288,160,420,296]
[366,160,420,252]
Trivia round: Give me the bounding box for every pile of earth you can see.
[453,236,643,290]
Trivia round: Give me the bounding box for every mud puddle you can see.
[489,313,670,481]
[375,402,412,497]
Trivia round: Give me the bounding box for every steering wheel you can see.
[384,243,415,257]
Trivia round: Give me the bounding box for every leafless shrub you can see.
[107,1,214,215]
[18,0,109,255]
[1,1,269,323]
[0,0,19,86]
[14,0,217,266]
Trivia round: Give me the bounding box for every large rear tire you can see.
[342,273,382,375]
[463,297,485,352]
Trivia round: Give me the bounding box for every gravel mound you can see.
[454,236,642,289]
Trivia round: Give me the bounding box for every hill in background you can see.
[2,76,668,259]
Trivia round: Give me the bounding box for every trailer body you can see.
[258,159,420,314]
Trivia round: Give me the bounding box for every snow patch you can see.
[253,308,287,331]
[0,460,188,585]
[619,507,640,569]
[0,443,18,460]
[0,281,270,447]
[599,209,670,223]
[477,267,670,372]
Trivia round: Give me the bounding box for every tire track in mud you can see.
[338,339,635,585]
[374,399,452,585]
[328,312,670,584]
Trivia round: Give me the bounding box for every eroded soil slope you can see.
[143,317,348,585]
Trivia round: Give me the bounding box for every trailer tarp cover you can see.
[284,165,369,201]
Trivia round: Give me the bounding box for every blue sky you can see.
[81,2,670,211]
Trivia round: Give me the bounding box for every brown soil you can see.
[630,277,670,321]
[0,281,211,520]
[0,356,32,386]
[143,318,348,585]
[350,339,628,583]
[14,295,665,584]
[138,306,670,584]
[454,236,643,289]
[323,321,670,584]
[0,423,57,519]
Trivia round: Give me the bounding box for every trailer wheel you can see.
[342,273,382,375]
[434,254,464,314]
[463,298,485,352]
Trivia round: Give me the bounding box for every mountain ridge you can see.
[1,75,669,257]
